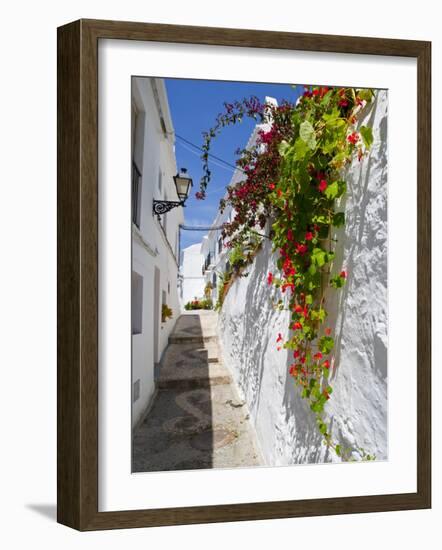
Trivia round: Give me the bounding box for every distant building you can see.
[131,77,184,426]
[180,243,206,306]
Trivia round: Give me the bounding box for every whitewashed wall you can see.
[132,77,184,427]
[180,243,205,306]
[218,90,388,464]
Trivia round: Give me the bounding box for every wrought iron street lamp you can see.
[153,168,193,220]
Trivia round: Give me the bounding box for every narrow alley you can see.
[132,311,262,472]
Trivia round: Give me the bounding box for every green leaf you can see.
[322,108,340,124]
[332,212,345,227]
[311,308,327,322]
[318,336,334,354]
[299,120,316,150]
[324,181,339,200]
[293,137,310,160]
[330,274,346,288]
[318,421,328,435]
[311,247,327,267]
[360,125,374,149]
[320,90,333,108]
[305,294,313,305]
[357,89,373,102]
[277,140,291,156]
[335,444,342,457]
[312,214,331,225]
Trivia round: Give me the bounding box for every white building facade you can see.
[179,243,206,306]
[131,77,184,427]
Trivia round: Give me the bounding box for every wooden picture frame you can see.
[57,18,431,531]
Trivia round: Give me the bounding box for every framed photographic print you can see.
[57,19,431,530]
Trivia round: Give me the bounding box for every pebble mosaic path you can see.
[132,311,262,472]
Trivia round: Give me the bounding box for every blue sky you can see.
[165,78,302,250]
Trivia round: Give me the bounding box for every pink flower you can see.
[195,191,205,200]
[268,183,275,190]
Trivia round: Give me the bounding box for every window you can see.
[132,162,142,228]
[132,271,143,334]
[218,236,223,254]
[132,379,141,403]
[131,100,143,228]
[158,170,162,194]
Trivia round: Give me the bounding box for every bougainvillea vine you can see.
[197,85,376,461]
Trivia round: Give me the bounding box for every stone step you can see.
[161,342,220,370]
[168,334,218,345]
[158,362,232,390]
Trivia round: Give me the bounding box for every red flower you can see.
[281,282,295,293]
[340,270,347,278]
[325,327,332,336]
[292,322,302,330]
[314,352,323,360]
[322,360,330,369]
[287,229,294,241]
[277,189,283,197]
[296,243,308,255]
[268,183,275,190]
[294,304,303,314]
[293,350,300,359]
[267,272,273,285]
[289,365,299,377]
[318,179,328,193]
[195,191,205,200]
[338,99,349,107]
[276,333,283,343]
[305,231,313,241]
[347,132,359,145]
[300,356,306,364]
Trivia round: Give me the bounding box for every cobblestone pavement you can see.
[132,311,262,472]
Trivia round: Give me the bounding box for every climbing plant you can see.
[197,85,376,461]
